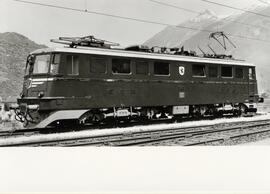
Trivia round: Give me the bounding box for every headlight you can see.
[20,92,25,98]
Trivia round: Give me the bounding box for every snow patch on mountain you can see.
[190,9,218,22]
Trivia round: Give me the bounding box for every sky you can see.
[0,0,267,46]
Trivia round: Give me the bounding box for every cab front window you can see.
[50,54,61,75]
[33,54,51,74]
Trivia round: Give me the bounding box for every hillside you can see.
[144,6,270,94]
[0,32,46,100]
[144,9,219,48]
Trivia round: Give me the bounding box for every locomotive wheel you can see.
[239,104,247,116]
[193,111,203,119]
[172,115,183,123]
[117,117,131,124]
[213,111,222,118]
[137,116,150,123]
[233,110,241,117]
[90,113,105,124]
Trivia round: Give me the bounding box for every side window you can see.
[209,65,218,78]
[66,55,79,75]
[192,64,206,77]
[90,57,107,74]
[50,54,60,75]
[221,66,233,78]
[249,67,255,80]
[112,58,131,74]
[154,62,170,76]
[135,61,149,75]
[235,67,244,79]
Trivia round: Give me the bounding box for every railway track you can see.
[1,118,270,146]
[0,127,42,138]
[183,126,270,146]
[0,118,174,138]
[0,115,229,139]
[0,114,262,139]
[135,120,270,146]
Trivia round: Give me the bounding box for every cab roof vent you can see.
[125,45,150,52]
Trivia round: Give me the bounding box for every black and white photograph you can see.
[1,0,270,193]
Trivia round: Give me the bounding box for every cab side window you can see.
[192,64,206,77]
[154,62,170,76]
[50,54,61,75]
[112,58,131,74]
[66,55,79,75]
[235,67,244,79]
[249,67,255,80]
[221,66,233,78]
[90,57,107,74]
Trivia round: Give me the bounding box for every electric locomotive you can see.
[15,36,263,128]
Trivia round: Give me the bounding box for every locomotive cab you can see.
[17,51,64,127]
[21,52,61,98]
[17,49,92,127]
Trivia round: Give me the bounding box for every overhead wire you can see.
[12,0,270,44]
[13,0,209,30]
[149,0,199,14]
[149,0,264,29]
[201,0,270,19]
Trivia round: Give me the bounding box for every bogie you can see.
[15,102,259,128]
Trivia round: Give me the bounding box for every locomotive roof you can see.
[31,47,255,67]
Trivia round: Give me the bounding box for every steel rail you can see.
[1,119,270,147]
[184,126,270,146]
[0,116,183,138]
[115,121,270,146]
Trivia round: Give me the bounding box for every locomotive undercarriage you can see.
[15,102,256,128]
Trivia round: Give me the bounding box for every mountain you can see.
[0,32,47,100]
[144,9,219,48]
[144,7,270,94]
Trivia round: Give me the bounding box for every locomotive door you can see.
[248,67,255,97]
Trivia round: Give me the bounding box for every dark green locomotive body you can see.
[17,47,261,127]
